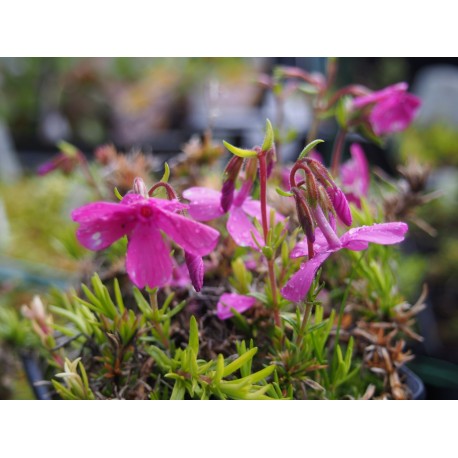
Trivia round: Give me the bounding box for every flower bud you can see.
[185,252,204,292]
[327,186,352,226]
[133,177,149,198]
[220,180,235,213]
[292,187,315,243]
[304,169,319,208]
[221,156,244,212]
[306,158,336,189]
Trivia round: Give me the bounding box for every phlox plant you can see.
[14,62,428,400]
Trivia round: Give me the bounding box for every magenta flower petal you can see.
[182,187,225,221]
[353,82,408,108]
[122,194,187,213]
[156,207,219,256]
[242,199,285,224]
[126,224,173,289]
[184,252,204,292]
[281,252,331,302]
[227,206,263,249]
[341,143,370,207]
[340,222,408,249]
[369,92,421,135]
[290,229,329,259]
[216,293,256,320]
[71,202,137,251]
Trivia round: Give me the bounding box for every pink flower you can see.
[353,82,421,136]
[37,152,80,176]
[216,293,256,320]
[183,184,284,250]
[281,222,408,302]
[72,193,219,290]
[340,143,370,208]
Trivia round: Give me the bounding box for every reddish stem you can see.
[330,129,347,176]
[148,182,178,200]
[307,239,315,260]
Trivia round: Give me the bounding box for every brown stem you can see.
[78,153,104,199]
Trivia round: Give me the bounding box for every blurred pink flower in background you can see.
[353,82,421,136]
[340,143,370,208]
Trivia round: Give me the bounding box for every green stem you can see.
[331,252,365,380]
[148,289,169,350]
[258,152,281,327]
[296,301,313,347]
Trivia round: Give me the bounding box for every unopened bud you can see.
[266,146,276,178]
[327,186,352,226]
[133,177,148,198]
[304,169,319,208]
[221,180,235,212]
[292,188,315,243]
[221,156,244,212]
[306,158,336,189]
[185,252,204,292]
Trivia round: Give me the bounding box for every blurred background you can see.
[1,57,457,399]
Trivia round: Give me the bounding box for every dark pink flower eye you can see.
[139,205,153,218]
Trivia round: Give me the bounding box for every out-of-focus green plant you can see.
[400,123,458,167]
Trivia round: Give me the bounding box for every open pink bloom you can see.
[353,82,421,136]
[216,293,256,320]
[183,184,284,250]
[340,143,370,208]
[281,222,408,302]
[72,194,219,290]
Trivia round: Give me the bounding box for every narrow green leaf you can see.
[188,316,199,356]
[160,162,171,183]
[298,139,325,159]
[57,140,79,157]
[113,187,123,201]
[261,119,275,151]
[276,186,294,197]
[222,347,257,377]
[223,141,257,158]
[113,278,125,313]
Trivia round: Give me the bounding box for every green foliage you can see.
[148,317,278,400]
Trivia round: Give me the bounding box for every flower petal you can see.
[227,206,263,249]
[122,194,187,213]
[341,143,370,207]
[340,222,408,250]
[182,187,225,221]
[72,202,137,251]
[290,229,329,259]
[156,208,219,256]
[370,92,421,135]
[281,252,331,302]
[126,223,173,289]
[353,82,408,108]
[242,199,285,224]
[216,293,256,320]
